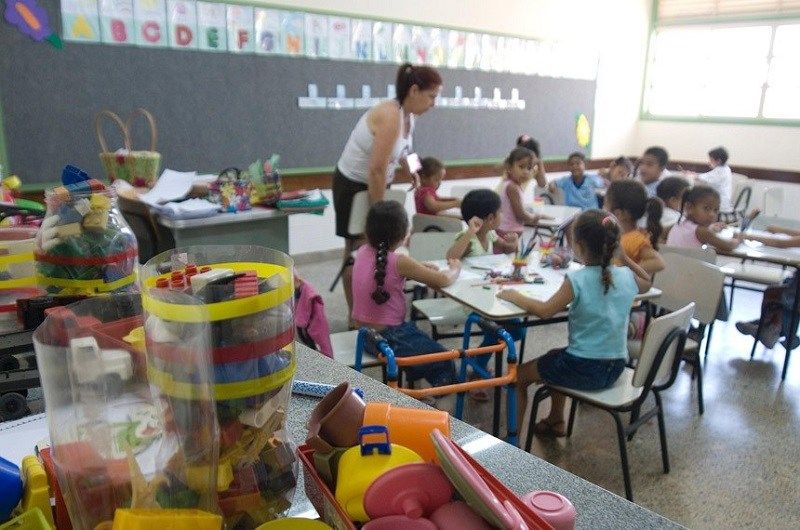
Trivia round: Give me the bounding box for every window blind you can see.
[658,0,800,23]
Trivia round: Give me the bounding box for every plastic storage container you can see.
[0,227,37,289]
[33,294,219,530]
[35,182,138,295]
[141,246,298,529]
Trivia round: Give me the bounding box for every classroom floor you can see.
[297,254,800,530]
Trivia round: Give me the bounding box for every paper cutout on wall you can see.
[226,3,253,53]
[62,0,100,42]
[167,0,196,49]
[372,20,391,63]
[479,34,496,71]
[576,113,591,148]
[133,0,166,47]
[254,8,279,54]
[350,18,371,61]
[428,27,444,67]
[280,11,303,55]
[446,30,465,69]
[410,25,429,65]
[4,0,62,47]
[392,23,410,63]
[99,0,132,44]
[464,32,480,70]
[328,16,349,59]
[304,13,327,58]
[196,1,225,51]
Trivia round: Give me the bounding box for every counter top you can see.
[288,344,684,529]
[156,206,287,228]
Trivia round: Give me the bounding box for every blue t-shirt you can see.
[566,266,638,360]
[555,174,603,210]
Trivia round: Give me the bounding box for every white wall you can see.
[635,121,800,171]
[283,0,652,255]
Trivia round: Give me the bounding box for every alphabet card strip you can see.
[167,0,196,50]
[99,0,133,45]
[62,0,100,42]
[254,7,280,54]
[226,3,253,53]
[133,0,165,47]
[196,1,225,51]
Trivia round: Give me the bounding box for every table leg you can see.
[493,352,502,437]
[782,268,800,380]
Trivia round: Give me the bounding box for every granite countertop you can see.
[288,344,685,529]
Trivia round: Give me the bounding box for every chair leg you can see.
[611,411,634,501]
[694,353,705,415]
[492,353,503,438]
[654,391,670,474]
[728,278,736,309]
[566,398,578,437]
[750,316,766,360]
[704,321,715,363]
[627,404,641,442]
[518,318,529,364]
[328,263,345,292]
[525,387,548,452]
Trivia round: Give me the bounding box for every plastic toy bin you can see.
[297,443,553,530]
[141,246,298,529]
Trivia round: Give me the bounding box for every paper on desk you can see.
[426,259,484,281]
[140,169,199,206]
[464,254,511,270]
[155,198,220,219]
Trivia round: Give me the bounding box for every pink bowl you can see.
[521,490,576,530]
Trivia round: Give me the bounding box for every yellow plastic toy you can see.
[122,326,146,354]
[185,460,234,493]
[18,456,53,528]
[111,509,222,530]
[254,519,333,529]
[0,508,50,530]
[334,426,422,523]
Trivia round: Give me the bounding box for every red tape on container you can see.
[146,327,295,365]
[34,246,138,266]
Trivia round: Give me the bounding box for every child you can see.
[604,180,665,276]
[735,226,800,349]
[690,147,733,212]
[656,176,691,235]
[599,156,634,184]
[413,157,461,215]
[497,147,547,237]
[497,210,652,436]
[447,189,520,259]
[516,134,548,189]
[548,152,604,210]
[353,200,460,388]
[635,146,669,198]
[666,185,742,252]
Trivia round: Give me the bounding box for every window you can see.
[643,3,800,122]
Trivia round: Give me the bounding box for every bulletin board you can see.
[0,3,596,184]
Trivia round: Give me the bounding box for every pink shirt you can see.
[414,186,439,215]
[666,218,702,248]
[498,180,525,233]
[352,245,407,326]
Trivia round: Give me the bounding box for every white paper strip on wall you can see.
[494,36,507,72]
[392,23,411,63]
[446,30,466,69]
[304,13,328,58]
[132,0,166,47]
[410,25,430,65]
[328,16,350,59]
[281,11,304,55]
[62,0,101,42]
[428,27,445,67]
[197,1,226,51]
[464,32,481,70]
[372,20,392,63]
[167,0,197,50]
[480,34,497,72]
[254,8,280,54]
[227,4,254,53]
[99,0,133,45]
[350,18,372,61]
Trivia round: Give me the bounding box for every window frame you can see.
[640,2,800,126]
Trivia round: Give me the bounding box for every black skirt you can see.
[332,167,368,239]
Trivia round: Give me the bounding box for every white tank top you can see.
[337,101,415,184]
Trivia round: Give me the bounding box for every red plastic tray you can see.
[297,442,553,529]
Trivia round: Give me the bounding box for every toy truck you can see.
[69,336,133,393]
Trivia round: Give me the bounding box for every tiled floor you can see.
[298,254,800,530]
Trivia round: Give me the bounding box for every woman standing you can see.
[332,63,442,321]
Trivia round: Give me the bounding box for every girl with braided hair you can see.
[351,200,460,390]
[497,209,651,439]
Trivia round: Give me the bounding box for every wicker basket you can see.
[96,108,161,188]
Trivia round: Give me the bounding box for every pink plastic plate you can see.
[361,515,437,530]
[364,463,453,519]
[431,430,527,530]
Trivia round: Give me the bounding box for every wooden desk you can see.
[156,207,290,254]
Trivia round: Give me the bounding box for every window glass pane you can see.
[701,85,762,117]
[763,88,800,119]
[772,24,800,56]
[768,57,800,88]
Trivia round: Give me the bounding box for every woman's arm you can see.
[507,183,540,225]
[696,226,742,252]
[447,217,482,260]
[497,278,574,319]
[620,252,652,294]
[422,194,462,213]
[366,106,401,204]
[637,247,665,276]
[742,232,800,249]
[397,255,460,289]
[767,225,800,237]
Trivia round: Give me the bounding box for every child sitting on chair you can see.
[413,157,462,215]
[497,210,652,437]
[352,201,460,390]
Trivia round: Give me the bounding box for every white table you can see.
[526,204,581,231]
[156,207,289,253]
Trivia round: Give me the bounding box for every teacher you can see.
[332,62,442,319]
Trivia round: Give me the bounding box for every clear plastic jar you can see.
[36,183,138,295]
